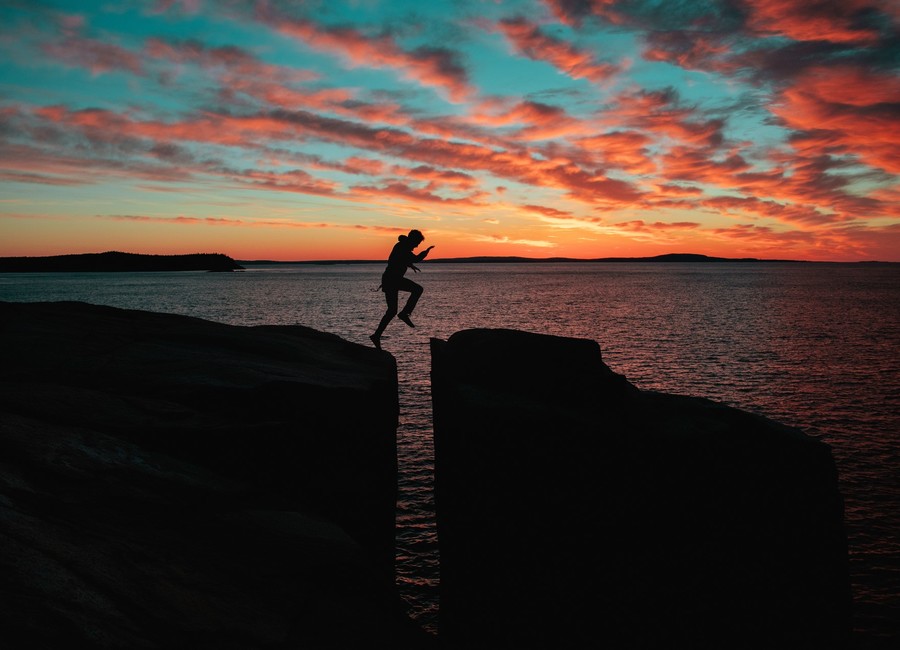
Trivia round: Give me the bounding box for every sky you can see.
[1,0,898,262]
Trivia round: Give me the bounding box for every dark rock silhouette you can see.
[0,301,436,648]
[1,303,852,649]
[431,328,851,650]
[0,251,244,272]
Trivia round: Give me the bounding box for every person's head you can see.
[407,229,425,246]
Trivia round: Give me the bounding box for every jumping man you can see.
[370,229,434,349]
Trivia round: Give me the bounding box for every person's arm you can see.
[409,245,434,272]
[414,245,434,262]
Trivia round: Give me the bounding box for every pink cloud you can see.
[702,222,883,262]
[541,0,623,28]
[594,88,726,150]
[575,129,656,173]
[390,165,480,190]
[468,100,592,141]
[655,183,703,196]
[262,12,475,102]
[350,182,487,206]
[772,65,900,174]
[236,168,339,196]
[700,195,842,226]
[145,38,317,83]
[11,101,649,209]
[496,17,621,84]
[743,0,891,45]
[42,36,143,76]
[344,157,386,176]
[642,31,733,73]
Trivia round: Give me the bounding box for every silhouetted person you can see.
[370,229,434,349]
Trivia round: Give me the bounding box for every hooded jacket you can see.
[381,234,428,288]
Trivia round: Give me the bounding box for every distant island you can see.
[419,253,893,264]
[433,253,770,263]
[2,252,892,272]
[239,253,894,265]
[0,252,244,272]
[240,253,763,265]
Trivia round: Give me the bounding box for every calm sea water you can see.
[2,262,898,647]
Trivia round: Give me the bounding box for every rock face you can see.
[431,328,850,650]
[0,301,433,648]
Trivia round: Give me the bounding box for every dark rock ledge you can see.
[0,301,434,649]
[431,329,851,650]
[0,303,851,650]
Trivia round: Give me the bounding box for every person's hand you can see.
[425,245,435,253]
[410,264,420,273]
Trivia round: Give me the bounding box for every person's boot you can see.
[397,312,415,327]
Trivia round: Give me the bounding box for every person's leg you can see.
[371,288,398,347]
[398,278,423,320]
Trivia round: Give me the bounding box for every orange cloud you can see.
[642,31,733,72]
[237,168,339,196]
[350,182,487,206]
[575,129,656,173]
[703,220,888,261]
[541,0,624,28]
[467,100,593,141]
[772,65,900,174]
[655,183,703,196]
[700,195,841,226]
[264,12,475,102]
[613,219,700,233]
[743,0,890,44]
[6,100,657,214]
[344,157,386,176]
[496,17,621,83]
[521,204,575,218]
[390,165,480,190]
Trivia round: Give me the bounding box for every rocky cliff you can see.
[0,301,433,649]
[431,328,850,650]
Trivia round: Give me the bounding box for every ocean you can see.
[2,261,898,647]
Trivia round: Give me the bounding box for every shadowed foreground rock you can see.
[431,328,850,650]
[0,301,435,649]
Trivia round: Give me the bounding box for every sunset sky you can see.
[1,0,898,261]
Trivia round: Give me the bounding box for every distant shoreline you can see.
[0,252,244,272]
[239,253,897,266]
[1,252,895,272]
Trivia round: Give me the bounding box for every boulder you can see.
[0,301,433,648]
[431,328,850,649]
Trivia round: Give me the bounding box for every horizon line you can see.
[1,251,897,265]
[237,253,897,265]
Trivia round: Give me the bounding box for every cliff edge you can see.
[431,328,850,649]
[0,301,434,648]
